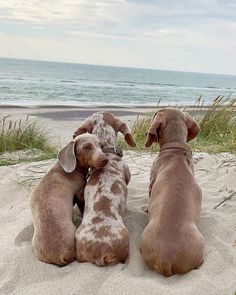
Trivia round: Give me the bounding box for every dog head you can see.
[73,112,136,148]
[58,133,108,173]
[145,108,200,147]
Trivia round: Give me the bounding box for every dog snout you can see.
[94,153,108,168]
[99,155,108,167]
[101,157,108,166]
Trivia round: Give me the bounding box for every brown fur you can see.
[30,134,107,266]
[141,108,204,276]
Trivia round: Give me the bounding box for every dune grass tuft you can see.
[0,116,57,166]
[119,96,236,153]
[190,96,236,153]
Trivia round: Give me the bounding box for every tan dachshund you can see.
[141,108,204,276]
[73,112,136,266]
[30,133,108,266]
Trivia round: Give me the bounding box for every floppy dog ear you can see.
[145,112,166,147]
[58,141,76,173]
[185,113,200,142]
[116,119,136,147]
[73,118,94,139]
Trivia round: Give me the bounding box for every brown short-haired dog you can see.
[141,108,204,276]
[30,133,108,266]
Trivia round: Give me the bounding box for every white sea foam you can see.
[1,57,236,107]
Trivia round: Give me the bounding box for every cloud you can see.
[1,0,236,39]
[0,0,236,74]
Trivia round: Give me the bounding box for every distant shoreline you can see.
[0,103,230,109]
[1,104,155,109]
[1,104,235,123]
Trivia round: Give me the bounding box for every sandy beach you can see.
[0,106,150,147]
[1,0,236,293]
[0,107,236,295]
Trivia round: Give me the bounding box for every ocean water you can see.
[0,57,236,107]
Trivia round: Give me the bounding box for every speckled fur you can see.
[75,113,133,266]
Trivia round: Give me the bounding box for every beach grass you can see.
[0,116,57,166]
[119,96,236,153]
[1,97,235,167]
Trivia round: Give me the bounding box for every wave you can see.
[1,75,235,92]
[60,80,77,84]
[0,77,24,81]
[68,78,236,91]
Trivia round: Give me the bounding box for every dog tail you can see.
[158,262,173,277]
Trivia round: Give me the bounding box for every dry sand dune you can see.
[0,151,236,295]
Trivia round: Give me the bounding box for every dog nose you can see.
[101,158,108,166]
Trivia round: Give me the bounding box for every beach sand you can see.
[0,106,149,146]
[0,107,236,295]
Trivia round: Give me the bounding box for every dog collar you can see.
[102,146,123,157]
[160,142,192,154]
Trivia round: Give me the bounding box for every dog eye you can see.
[83,144,92,150]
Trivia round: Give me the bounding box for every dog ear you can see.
[145,112,166,147]
[73,118,94,139]
[116,119,136,147]
[185,113,200,142]
[58,141,76,173]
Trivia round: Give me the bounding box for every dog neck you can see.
[102,146,123,157]
[158,121,188,147]
[92,113,117,148]
[160,142,191,153]
[75,162,89,176]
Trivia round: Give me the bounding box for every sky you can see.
[0,0,236,75]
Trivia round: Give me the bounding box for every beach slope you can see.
[0,151,235,295]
